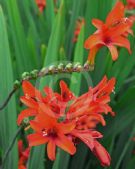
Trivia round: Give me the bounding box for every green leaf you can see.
[0,6,18,169]
[28,1,65,169]
[70,25,85,95]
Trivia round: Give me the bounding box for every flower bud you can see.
[21,72,30,80]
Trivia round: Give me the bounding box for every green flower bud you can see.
[30,69,38,78]
[21,72,30,80]
[14,80,21,89]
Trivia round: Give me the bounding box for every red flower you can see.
[17,80,75,125]
[36,0,46,12]
[27,112,76,160]
[18,77,115,166]
[18,140,30,169]
[84,1,133,66]
[73,18,85,43]
[67,76,116,120]
[126,0,135,10]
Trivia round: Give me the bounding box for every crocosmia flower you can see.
[17,76,116,166]
[27,112,76,160]
[84,1,133,66]
[18,140,30,169]
[126,0,135,10]
[73,18,85,43]
[36,0,46,12]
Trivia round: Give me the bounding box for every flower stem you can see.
[0,62,92,111]
[1,125,23,169]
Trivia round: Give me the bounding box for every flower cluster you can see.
[84,1,133,66]
[18,140,30,169]
[17,76,115,167]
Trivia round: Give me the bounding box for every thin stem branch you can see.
[0,62,92,111]
[1,125,23,169]
[0,88,17,111]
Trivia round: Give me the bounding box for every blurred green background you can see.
[0,0,135,168]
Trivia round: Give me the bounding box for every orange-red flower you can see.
[67,76,116,120]
[36,0,46,12]
[18,140,30,169]
[126,0,135,10]
[17,80,74,125]
[27,112,76,160]
[18,77,115,166]
[84,1,133,66]
[73,18,85,43]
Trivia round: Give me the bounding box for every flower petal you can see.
[59,122,75,134]
[17,108,38,125]
[60,80,74,102]
[107,45,118,60]
[92,19,104,29]
[92,140,111,167]
[71,129,95,150]
[84,34,103,49]
[20,96,38,109]
[106,1,124,26]
[30,120,44,132]
[27,133,49,146]
[112,36,131,54]
[22,81,42,100]
[56,134,76,155]
[47,140,56,161]
[87,46,99,65]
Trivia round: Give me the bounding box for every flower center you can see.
[104,37,112,45]
[42,128,57,138]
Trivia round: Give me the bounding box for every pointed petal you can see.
[59,122,75,134]
[47,140,56,161]
[71,130,95,150]
[92,19,104,29]
[36,110,57,127]
[56,134,76,155]
[20,96,38,109]
[27,133,49,146]
[92,76,107,93]
[30,120,44,132]
[84,34,103,49]
[106,1,124,26]
[92,140,111,167]
[44,86,54,98]
[39,103,57,119]
[108,45,118,60]
[17,109,38,125]
[22,81,42,99]
[87,46,99,65]
[60,80,74,102]
[112,36,131,54]
[18,140,23,154]
[110,23,131,38]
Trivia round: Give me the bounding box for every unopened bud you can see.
[65,63,73,71]
[58,63,64,71]
[21,72,30,80]
[48,65,56,73]
[14,80,21,89]
[30,69,38,78]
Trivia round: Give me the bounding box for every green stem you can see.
[0,62,92,112]
[1,125,23,169]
